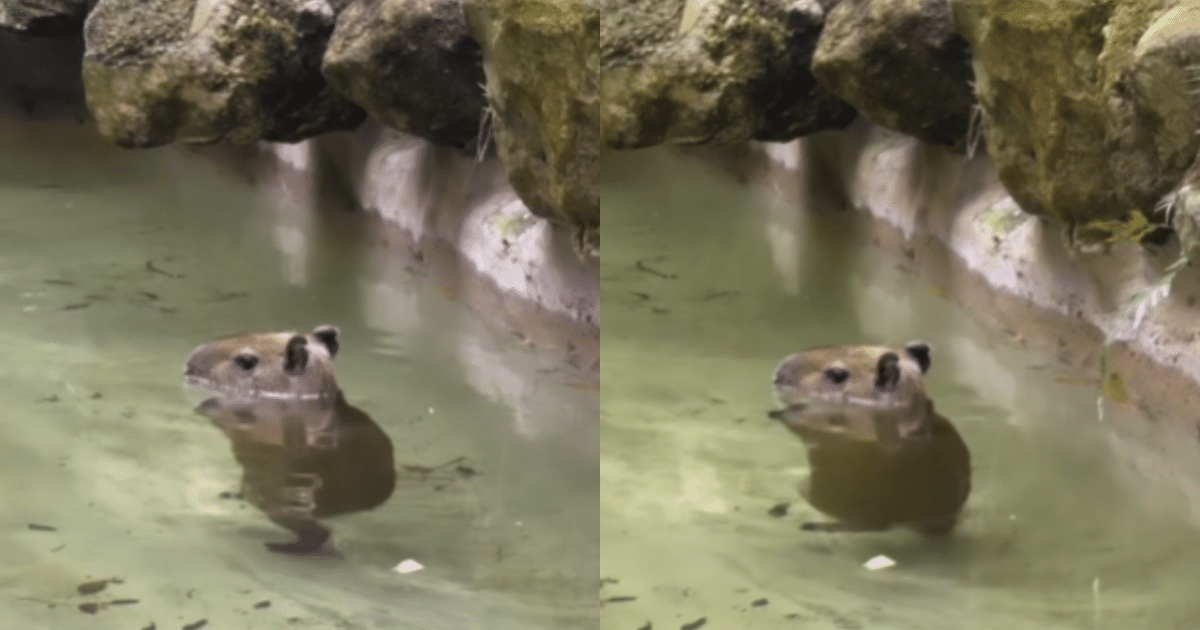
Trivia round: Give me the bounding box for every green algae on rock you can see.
[462,0,599,258]
[81,0,365,147]
[950,0,1200,245]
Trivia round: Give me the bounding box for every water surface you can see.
[0,117,597,630]
[600,146,1200,630]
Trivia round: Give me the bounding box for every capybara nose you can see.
[772,357,799,387]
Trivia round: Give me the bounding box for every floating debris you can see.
[1102,372,1130,404]
[454,464,479,478]
[76,579,110,595]
[635,259,677,279]
[864,555,896,571]
[145,260,183,278]
[394,559,424,574]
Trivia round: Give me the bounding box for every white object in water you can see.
[394,559,425,574]
[863,555,896,571]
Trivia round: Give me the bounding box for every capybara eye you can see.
[233,353,259,371]
[824,366,850,384]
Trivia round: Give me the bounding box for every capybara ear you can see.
[874,352,901,390]
[284,335,309,375]
[312,325,341,358]
[904,340,932,373]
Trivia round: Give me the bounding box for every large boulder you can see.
[0,0,96,36]
[322,0,486,153]
[81,0,365,147]
[462,0,599,258]
[812,0,975,150]
[950,0,1200,245]
[599,0,856,148]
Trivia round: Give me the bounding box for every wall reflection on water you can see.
[601,145,1200,630]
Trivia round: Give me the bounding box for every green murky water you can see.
[0,118,597,629]
[600,147,1200,630]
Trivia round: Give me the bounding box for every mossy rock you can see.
[463,0,599,255]
[82,0,364,147]
[322,0,486,153]
[951,0,1200,243]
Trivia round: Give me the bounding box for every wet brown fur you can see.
[183,325,342,400]
[769,341,971,536]
[184,324,397,555]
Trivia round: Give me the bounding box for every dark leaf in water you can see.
[455,465,479,478]
[76,579,108,595]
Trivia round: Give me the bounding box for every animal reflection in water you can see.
[195,394,397,555]
[183,325,396,554]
